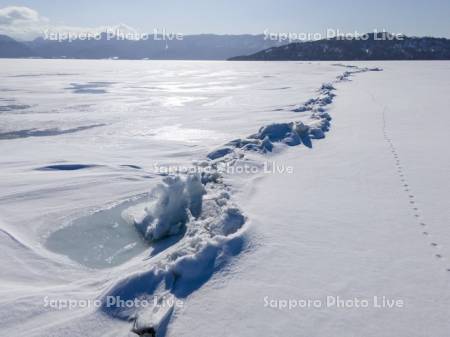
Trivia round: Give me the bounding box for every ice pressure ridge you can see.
[101,65,382,336]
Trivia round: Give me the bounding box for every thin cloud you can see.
[0,6,137,41]
[0,6,41,25]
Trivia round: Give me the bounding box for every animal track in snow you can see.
[381,107,449,272]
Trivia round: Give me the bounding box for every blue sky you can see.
[0,0,449,39]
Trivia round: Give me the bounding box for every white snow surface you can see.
[0,60,449,337]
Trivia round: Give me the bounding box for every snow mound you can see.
[207,147,233,160]
[102,175,247,334]
[225,137,273,153]
[122,175,206,242]
[253,123,293,142]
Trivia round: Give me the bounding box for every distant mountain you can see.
[229,33,450,61]
[0,35,34,58]
[0,34,283,60]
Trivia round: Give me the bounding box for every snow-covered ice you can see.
[0,59,449,337]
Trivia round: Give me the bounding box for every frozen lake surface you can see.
[0,60,449,337]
